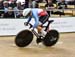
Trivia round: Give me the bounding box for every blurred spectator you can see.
[28,0,32,8]
[45,0,54,8]
[0,0,3,9]
[52,0,57,3]
[57,0,67,9]
[0,0,4,18]
[36,0,43,3]
[24,0,29,8]
[46,0,57,3]
[38,0,43,3]
[45,0,48,3]
[43,0,46,2]
[16,0,25,5]
[56,0,61,2]
[3,1,9,13]
[67,0,75,5]
[9,0,16,8]
[54,0,67,16]
[3,7,15,18]
[31,0,38,8]
[14,1,23,18]
[45,0,55,16]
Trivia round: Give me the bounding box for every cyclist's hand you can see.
[29,24,33,28]
[24,22,33,29]
[24,22,28,26]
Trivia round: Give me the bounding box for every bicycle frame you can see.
[43,20,54,32]
[25,20,54,38]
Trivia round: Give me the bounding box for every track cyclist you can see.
[23,8,49,35]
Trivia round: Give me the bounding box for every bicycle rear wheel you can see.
[15,30,33,47]
[43,30,59,46]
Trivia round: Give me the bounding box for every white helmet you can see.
[23,8,31,17]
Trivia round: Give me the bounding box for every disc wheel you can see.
[43,30,59,46]
[15,30,33,47]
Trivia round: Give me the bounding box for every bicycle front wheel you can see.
[15,30,33,47]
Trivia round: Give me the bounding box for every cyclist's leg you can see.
[37,22,43,34]
[37,15,49,36]
[37,22,47,36]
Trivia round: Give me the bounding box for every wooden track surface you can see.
[0,33,75,57]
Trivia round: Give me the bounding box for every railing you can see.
[0,8,75,18]
[46,8,75,17]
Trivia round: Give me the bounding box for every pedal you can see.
[36,36,43,44]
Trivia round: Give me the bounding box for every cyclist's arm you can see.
[32,11,39,28]
[27,16,32,24]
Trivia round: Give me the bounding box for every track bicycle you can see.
[15,20,59,47]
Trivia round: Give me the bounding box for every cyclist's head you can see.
[23,8,32,18]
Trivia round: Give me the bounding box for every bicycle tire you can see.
[43,30,59,46]
[15,30,33,47]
